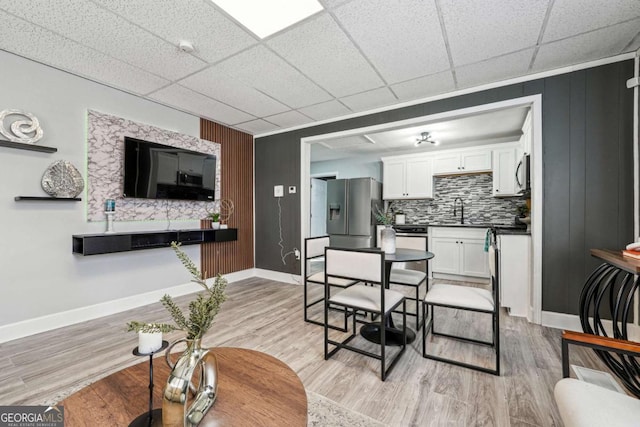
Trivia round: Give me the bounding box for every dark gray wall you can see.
[255,60,635,315]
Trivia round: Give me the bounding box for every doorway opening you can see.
[310,173,336,237]
[300,95,543,324]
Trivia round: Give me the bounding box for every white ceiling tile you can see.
[263,110,313,128]
[149,84,255,125]
[180,67,289,117]
[440,0,548,66]
[456,49,535,88]
[533,19,640,72]
[543,0,640,43]
[92,0,257,63]
[391,71,455,101]
[0,10,168,95]
[235,119,280,134]
[298,100,352,121]
[267,14,384,97]
[215,45,332,108]
[339,87,397,112]
[333,0,449,83]
[0,0,206,81]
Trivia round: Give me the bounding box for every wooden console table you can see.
[60,347,307,426]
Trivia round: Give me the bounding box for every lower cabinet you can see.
[430,227,489,280]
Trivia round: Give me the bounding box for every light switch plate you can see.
[288,186,296,194]
[274,185,284,197]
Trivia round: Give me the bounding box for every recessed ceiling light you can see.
[211,0,324,39]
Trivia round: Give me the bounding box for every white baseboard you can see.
[254,268,302,285]
[541,311,640,341]
[0,268,255,344]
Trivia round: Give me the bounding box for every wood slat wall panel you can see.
[200,119,254,277]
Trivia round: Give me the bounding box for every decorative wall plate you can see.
[41,160,84,198]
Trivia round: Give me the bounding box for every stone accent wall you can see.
[391,173,525,225]
[87,110,221,222]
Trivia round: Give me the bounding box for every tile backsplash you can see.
[390,173,525,225]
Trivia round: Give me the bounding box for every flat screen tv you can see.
[123,137,216,201]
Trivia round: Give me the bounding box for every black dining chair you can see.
[324,247,407,381]
[422,243,500,375]
[303,236,357,331]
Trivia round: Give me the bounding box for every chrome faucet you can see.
[453,197,464,224]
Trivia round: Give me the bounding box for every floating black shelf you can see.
[72,228,237,255]
[15,196,82,201]
[0,140,57,153]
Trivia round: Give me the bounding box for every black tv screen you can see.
[123,137,216,201]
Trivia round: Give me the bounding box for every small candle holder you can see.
[105,199,116,234]
[129,340,169,427]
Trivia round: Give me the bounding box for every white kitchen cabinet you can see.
[430,227,489,280]
[382,156,433,199]
[492,147,519,197]
[521,109,532,155]
[497,234,531,317]
[433,149,492,175]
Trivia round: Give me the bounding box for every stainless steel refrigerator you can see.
[327,177,382,248]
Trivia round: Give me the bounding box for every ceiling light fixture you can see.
[415,132,439,147]
[211,0,323,39]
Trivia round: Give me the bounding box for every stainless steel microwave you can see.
[516,154,531,194]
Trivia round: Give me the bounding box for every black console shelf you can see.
[72,228,237,256]
[1,140,57,153]
[15,196,81,201]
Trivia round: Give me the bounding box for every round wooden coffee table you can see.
[60,347,307,426]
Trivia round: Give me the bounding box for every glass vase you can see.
[380,225,396,254]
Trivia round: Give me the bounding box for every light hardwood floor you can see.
[0,277,614,426]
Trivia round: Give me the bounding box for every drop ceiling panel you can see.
[264,110,313,128]
[91,0,257,63]
[391,71,456,101]
[149,84,255,125]
[215,45,332,108]
[267,14,385,97]
[533,19,640,72]
[180,67,289,117]
[456,49,536,88]
[340,87,397,112]
[0,0,207,81]
[235,119,280,134]
[0,10,168,95]
[298,100,353,121]
[542,0,640,43]
[440,0,548,66]
[333,0,449,83]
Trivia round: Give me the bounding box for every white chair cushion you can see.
[555,378,640,427]
[425,283,494,311]
[307,271,356,287]
[389,269,426,286]
[329,285,404,314]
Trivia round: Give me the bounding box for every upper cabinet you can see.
[433,150,492,175]
[521,109,532,155]
[492,146,519,197]
[382,156,433,199]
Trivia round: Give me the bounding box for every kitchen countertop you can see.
[411,223,531,235]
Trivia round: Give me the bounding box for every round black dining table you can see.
[360,248,434,346]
